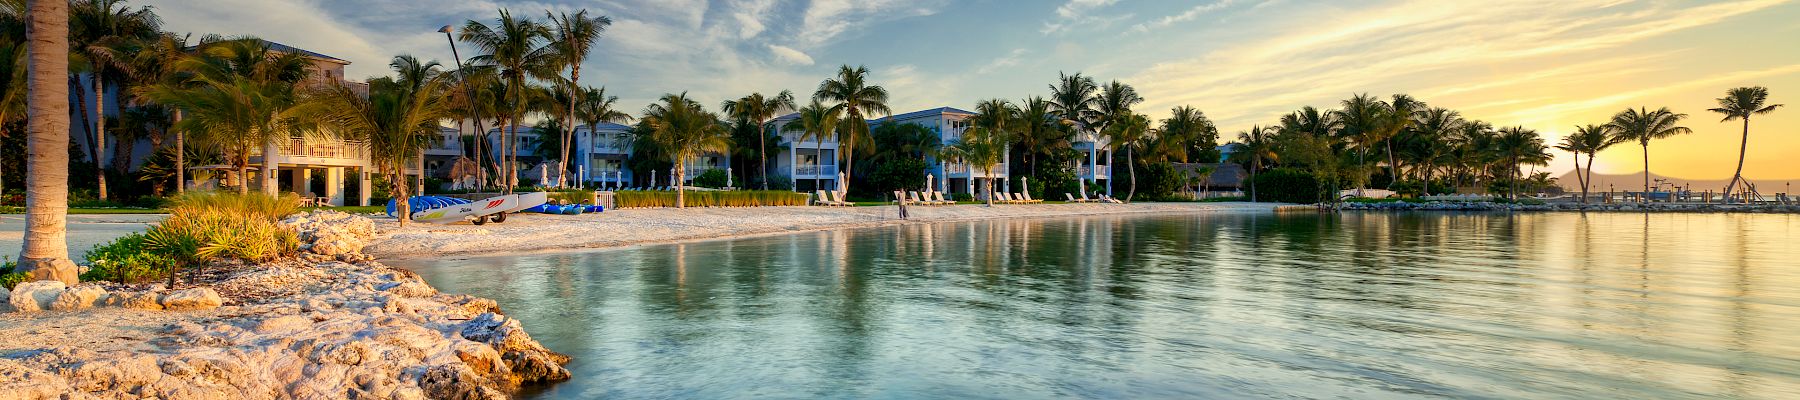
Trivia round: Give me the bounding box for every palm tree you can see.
[1011,96,1065,179]
[1708,87,1782,202]
[121,31,192,193]
[1160,105,1216,162]
[722,90,796,190]
[546,10,610,188]
[1334,93,1385,188]
[642,93,729,208]
[1093,80,1142,195]
[1407,107,1461,195]
[1105,113,1150,202]
[814,65,890,196]
[69,0,158,200]
[141,38,311,195]
[962,99,1016,203]
[1237,125,1277,202]
[1495,126,1547,200]
[462,9,553,193]
[1607,107,1691,201]
[782,100,841,192]
[295,55,452,226]
[1378,94,1425,188]
[576,85,632,182]
[16,0,78,284]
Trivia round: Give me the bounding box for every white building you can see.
[877,107,1010,196]
[1073,124,1114,195]
[767,113,840,192]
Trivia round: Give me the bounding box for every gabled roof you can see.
[263,40,349,64]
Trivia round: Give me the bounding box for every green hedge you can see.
[1245,168,1325,203]
[614,190,811,208]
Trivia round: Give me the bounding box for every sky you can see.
[141,0,1800,181]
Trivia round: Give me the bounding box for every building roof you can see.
[1175,163,1246,188]
[880,107,975,122]
[262,40,350,64]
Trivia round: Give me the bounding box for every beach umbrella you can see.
[727,167,733,188]
[1022,177,1030,196]
[925,174,935,193]
[838,172,847,194]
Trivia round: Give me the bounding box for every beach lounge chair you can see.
[1078,192,1097,203]
[932,191,952,205]
[912,191,938,206]
[1007,193,1023,204]
[828,191,853,207]
[815,190,846,206]
[1021,192,1040,204]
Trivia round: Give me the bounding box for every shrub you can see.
[1,258,26,290]
[547,189,595,205]
[764,175,794,191]
[169,191,300,221]
[81,233,179,283]
[614,190,810,208]
[952,192,974,202]
[692,169,730,188]
[1245,168,1325,203]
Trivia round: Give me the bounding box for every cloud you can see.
[1042,0,1122,34]
[1128,0,1239,34]
[768,45,816,66]
[977,49,1029,74]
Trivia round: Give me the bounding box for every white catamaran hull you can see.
[412,194,518,224]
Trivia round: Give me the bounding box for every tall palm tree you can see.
[782,100,841,192]
[1407,107,1461,194]
[120,31,192,193]
[461,9,553,193]
[1607,107,1691,201]
[576,85,632,181]
[1569,124,1621,203]
[547,9,610,188]
[814,65,890,196]
[722,90,796,189]
[1553,132,1586,201]
[1236,125,1277,202]
[295,55,452,226]
[1160,105,1216,162]
[1105,113,1150,202]
[1378,94,1425,188]
[1012,96,1065,179]
[642,92,729,208]
[141,38,311,195]
[17,0,78,284]
[943,102,1012,207]
[1333,93,1385,188]
[1707,87,1782,202]
[1280,106,1339,139]
[1093,80,1141,195]
[1495,126,1546,200]
[69,0,158,200]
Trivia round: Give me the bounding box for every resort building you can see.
[572,123,636,188]
[876,107,1011,197]
[767,113,841,192]
[1072,126,1114,195]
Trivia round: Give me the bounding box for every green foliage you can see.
[81,233,179,283]
[861,157,927,195]
[169,191,299,221]
[1134,162,1183,200]
[546,189,596,205]
[1391,180,1456,197]
[952,192,974,202]
[1246,168,1325,204]
[1,259,26,290]
[614,190,809,208]
[693,168,730,188]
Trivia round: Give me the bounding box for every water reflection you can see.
[394,212,1800,399]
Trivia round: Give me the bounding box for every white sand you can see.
[364,202,1279,259]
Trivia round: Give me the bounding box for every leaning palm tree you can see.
[16,0,78,284]
[1607,107,1691,201]
[461,9,553,193]
[294,55,453,226]
[722,90,796,189]
[642,93,730,208]
[1707,87,1782,202]
[1105,113,1150,202]
[1237,125,1277,202]
[814,65,890,196]
[782,100,841,192]
[546,9,610,188]
[1556,124,1620,203]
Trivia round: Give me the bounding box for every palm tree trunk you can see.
[1384,140,1397,190]
[759,123,768,190]
[1570,153,1585,204]
[174,110,184,194]
[1125,146,1136,203]
[1641,142,1650,203]
[815,139,823,192]
[1724,117,1750,203]
[69,76,92,168]
[675,159,686,208]
[563,67,581,189]
[1583,152,1596,204]
[236,154,250,195]
[1249,159,1259,203]
[18,0,78,285]
[92,74,107,200]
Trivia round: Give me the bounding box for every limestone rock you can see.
[49,285,109,311]
[283,210,377,256]
[161,288,223,311]
[107,290,165,310]
[13,258,79,286]
[8,280,66,313]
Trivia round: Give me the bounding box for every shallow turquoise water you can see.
[392,212,1800,399]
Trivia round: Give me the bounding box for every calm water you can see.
[393,212,1800,399]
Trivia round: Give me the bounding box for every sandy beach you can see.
[365,202,1281,259]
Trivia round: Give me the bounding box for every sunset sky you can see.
[143,0,1800,180]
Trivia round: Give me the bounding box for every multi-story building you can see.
[242,41,379,206]
[1072,125,1114,195]
[877,107,1011,196]
[572,122,635,187]
[767,113,840,192]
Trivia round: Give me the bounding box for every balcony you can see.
[794,164,839,177]
[945,163,1007,177]
[1078,165,1111,178]
[251,138,369,167]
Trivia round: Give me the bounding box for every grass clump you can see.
[615,190,810,208]
[1,258,28,290]
[82,192,301,286]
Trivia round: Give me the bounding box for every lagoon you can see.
[393,212,1800,399]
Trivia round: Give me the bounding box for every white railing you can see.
[795,164,839,177]
[254,138,368,161]
[944,163,969,174]
[1078,165,1110,178]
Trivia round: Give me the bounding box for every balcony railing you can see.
[945,163,1007,176]
[795,164,839,177]
[1078,165,1110,178]
[252,138,368,161]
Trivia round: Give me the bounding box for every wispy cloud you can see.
[1128,0,1239,34]
[977,49,1030,74]
[1041,0,1122,34]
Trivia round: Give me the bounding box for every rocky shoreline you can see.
[1338,201,1800,213]
[0,211,569,399]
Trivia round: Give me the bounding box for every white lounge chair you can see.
[1021,192,1041,204]
[933,191,953,205]
[815,190,847,206]
[828,191,853,207]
